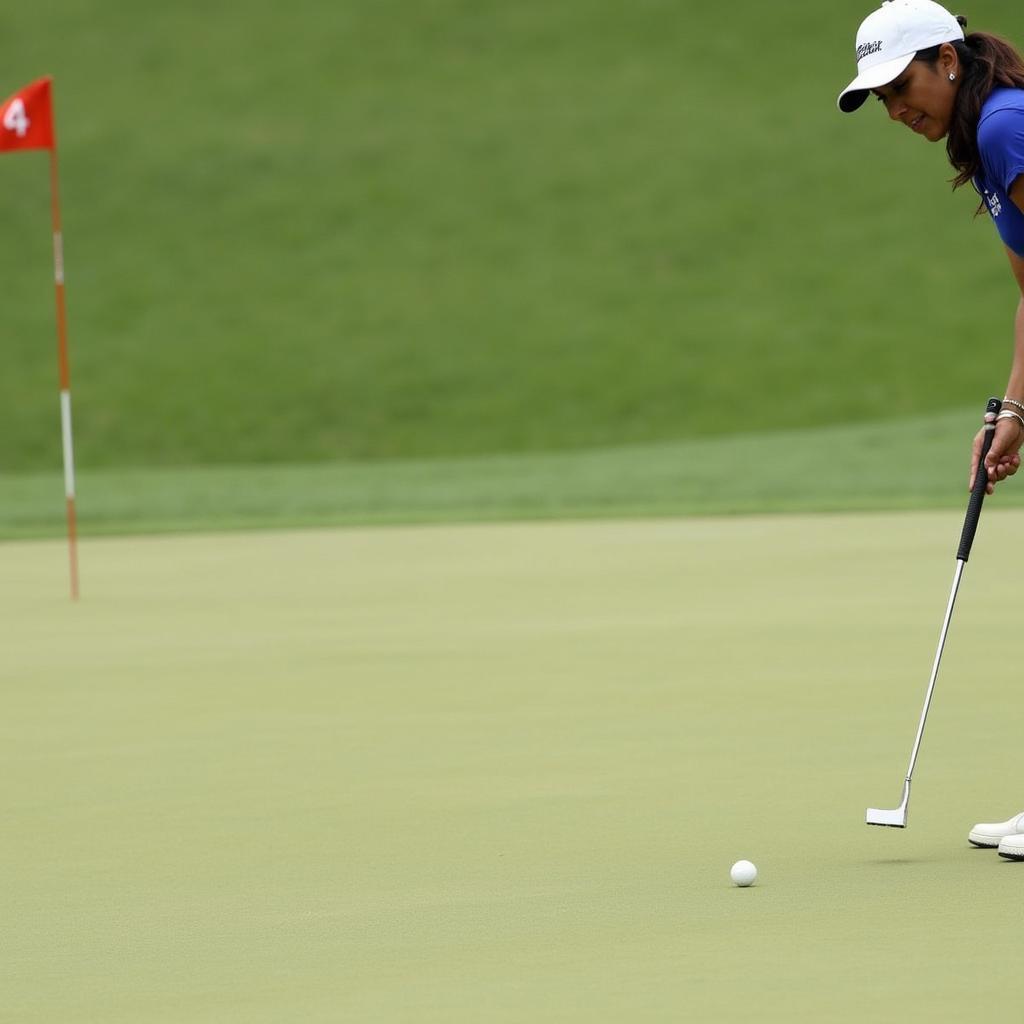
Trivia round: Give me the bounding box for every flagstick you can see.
[49,146,78,600]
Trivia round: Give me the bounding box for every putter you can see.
[866,397,1002,828]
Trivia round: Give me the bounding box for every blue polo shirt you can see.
[975,87,1024,257]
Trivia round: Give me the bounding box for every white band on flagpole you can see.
[60,389,76,499]
[53,230,64,284]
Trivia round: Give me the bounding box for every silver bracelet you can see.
[1002,397,1024,414]
[996,409,1024,430]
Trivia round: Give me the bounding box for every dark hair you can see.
[914,17,1024,191]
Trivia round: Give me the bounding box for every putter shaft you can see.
[866,398,1000,829]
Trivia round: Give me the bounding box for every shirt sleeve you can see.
[978,106,1024,196]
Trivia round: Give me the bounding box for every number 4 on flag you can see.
[0,77,54,152]
[3,98,29,137]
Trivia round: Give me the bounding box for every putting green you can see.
[3,511,1022,1021]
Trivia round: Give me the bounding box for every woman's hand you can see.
[970,418,1024,495]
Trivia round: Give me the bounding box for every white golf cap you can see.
[837,0,964,112]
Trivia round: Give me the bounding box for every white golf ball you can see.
[730,860,757,887]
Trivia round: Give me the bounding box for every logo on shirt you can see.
[856,40,883,61]
[984,189,1003,218]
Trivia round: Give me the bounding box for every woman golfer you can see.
[838,0,1024,858]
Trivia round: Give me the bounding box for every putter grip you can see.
[956,397,1003,562]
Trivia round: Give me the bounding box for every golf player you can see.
[838,0,1024,859]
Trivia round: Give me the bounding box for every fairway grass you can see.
[4,511,1023,1021]
[3,406,1022,540]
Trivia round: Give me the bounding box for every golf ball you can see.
[730,860,757,887]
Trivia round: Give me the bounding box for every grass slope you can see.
[4,513,1023,1021]
[1,406,1021,540]
[0,2,1020,471]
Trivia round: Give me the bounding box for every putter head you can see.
[866,781,910,828]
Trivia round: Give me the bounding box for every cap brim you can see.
[837,53,915,112]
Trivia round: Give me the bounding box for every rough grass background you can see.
[1,1,1021,476]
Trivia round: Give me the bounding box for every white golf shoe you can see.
[968,811,1024,848]
[998,834,1024,861]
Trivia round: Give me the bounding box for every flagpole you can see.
[48,143,78,601]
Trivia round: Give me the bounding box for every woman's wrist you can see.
[996,409,1024,432]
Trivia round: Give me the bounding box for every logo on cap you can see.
[856,40,884,61]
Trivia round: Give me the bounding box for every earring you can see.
[949,72,957,81]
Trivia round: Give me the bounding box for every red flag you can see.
[0,77,55,153]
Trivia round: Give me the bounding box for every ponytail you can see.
[915,27,1024,190]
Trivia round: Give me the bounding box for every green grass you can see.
[1,406,1019,539]
[4,512,1023,1021]
[7,7,1024,1019]
[1,1,1020,471]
